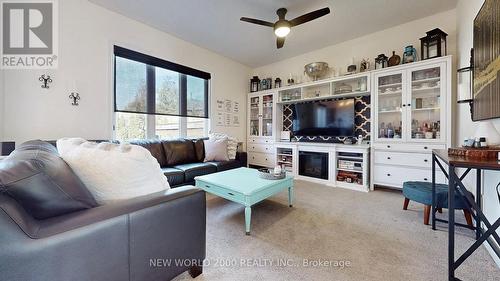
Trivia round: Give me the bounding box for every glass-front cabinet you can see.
[248,92,275,138]
[374,62,446,142]
[409,65,445,141]
[375,72,405,141]
[261,94,274,136]
[249,96,260,136]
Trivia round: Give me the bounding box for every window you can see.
[113,46,210,141]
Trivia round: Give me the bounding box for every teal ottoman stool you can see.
[402,181,473,226]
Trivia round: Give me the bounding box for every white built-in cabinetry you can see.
[371,56,452,189]
[246,56,452,192]
[274,142,371,192]
[247,91,276,167]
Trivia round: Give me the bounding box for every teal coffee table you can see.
[195,167,294,235]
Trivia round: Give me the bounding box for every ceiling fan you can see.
[240,7,330,49]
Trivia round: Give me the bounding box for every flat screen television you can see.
[291,99,355,137]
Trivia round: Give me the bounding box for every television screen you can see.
[291,99,355,137]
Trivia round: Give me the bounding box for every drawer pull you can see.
[424,146,428,149]
[205,185,211,189]
[228,192,234,196]
[424,159,428,162]
[387,173,391,177]
[424,178,428,181]
[387,157,391,160]
[387,145,391,148]
[265,158,268,161]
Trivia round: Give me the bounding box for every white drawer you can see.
[374,151,431,168]
[248,143,274,153]
[248,152,275,168]
[248,138,274,144]
[373,164,447,188]
[373,143,445,153]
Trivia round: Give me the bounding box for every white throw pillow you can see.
[57,138,170,204]
[203,138,229,162]
[209,133,238,160]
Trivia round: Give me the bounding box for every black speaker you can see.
[1,142,15,156]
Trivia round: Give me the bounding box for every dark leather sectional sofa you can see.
[0,138,246,281]
[129,138,247,187]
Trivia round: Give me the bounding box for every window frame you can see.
[112,46,211,140]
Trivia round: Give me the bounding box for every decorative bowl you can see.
[304,62,329,81]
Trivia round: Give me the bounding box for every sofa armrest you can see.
[36,186,205,238]
[236,151,247,167]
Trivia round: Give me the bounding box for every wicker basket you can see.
[258,168,286,180]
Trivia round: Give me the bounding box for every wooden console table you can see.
[431,149,500,281]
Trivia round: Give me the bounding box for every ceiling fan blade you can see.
[240,17,274,27]
[277,37,285,49]
[289,7,330,27]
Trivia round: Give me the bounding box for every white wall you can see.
[252,10,457,85]
[1,0,250,144]
[457,0,500,267]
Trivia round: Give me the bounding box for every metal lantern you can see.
[250,76,260,92]
[375,54,388,69]
[402,45,418,64]
[274,77,282,88]
[420,28,448,60]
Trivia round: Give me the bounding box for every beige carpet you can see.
[174,180,499,281]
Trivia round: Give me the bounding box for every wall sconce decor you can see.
[39,74,52,89]
[457,48,474,119]
[69,92,80,106]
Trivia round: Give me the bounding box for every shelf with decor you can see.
[335,150,369,192]
[273,73,370,104]
[274,145,296,175]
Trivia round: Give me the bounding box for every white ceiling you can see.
[89,0,457,68]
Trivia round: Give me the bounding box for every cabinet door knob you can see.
[387,145,391,148]
[407,104,411,106]
[424,178,428,181]
[424,146,428,149]
[402,104,406,107]
[387,157,391,160]
[387,173,391,176]
[424,159,428,162]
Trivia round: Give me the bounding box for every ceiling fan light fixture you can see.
[274,21,290,37]
[274,26,290,37]
[240,7,330,48]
